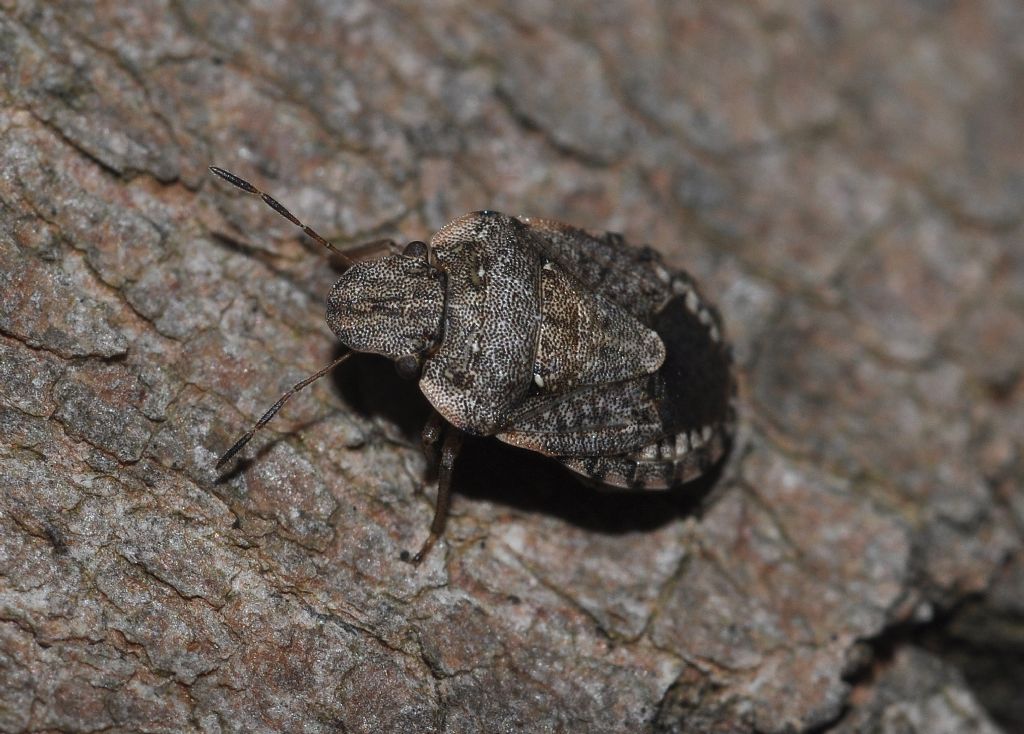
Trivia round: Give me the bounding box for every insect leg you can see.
[325,239,399,272]
[410,427,463,564]
[420,410,445,478]
[215,352,352,468]
[342,238,402,260]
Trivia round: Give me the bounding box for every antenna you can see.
[216,352,353,468]
[209,166,353,267]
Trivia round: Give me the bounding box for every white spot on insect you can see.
[533,373,545,389]
[672,279,688,295]
[640,443,659,461]
[542,261,554,271]
[689,429,703,449]
[655,266,672,284]
[709,324,720,342]
[698,309,713,326]
[675,432,690,454]
[470,339,481,354]
[477,264,486,279]
[685,290,700,313]
[701,424,713,443]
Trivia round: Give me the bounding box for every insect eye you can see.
[403,240,428,259]
[395,353,422,380]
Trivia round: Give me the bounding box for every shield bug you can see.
[210,167,736,563]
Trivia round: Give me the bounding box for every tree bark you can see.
[1,2,1022,732]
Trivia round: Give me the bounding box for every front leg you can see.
[409,427,463,565]
[420,410,445,481]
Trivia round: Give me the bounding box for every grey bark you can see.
[1,2,1022,732]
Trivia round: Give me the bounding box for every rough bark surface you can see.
[1,2,1022,732]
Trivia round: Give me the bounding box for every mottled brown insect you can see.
[211,167,736,563]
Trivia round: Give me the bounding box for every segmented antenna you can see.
[209,166,353,267]
[216,352,353,468]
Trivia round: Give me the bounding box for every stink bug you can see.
[211,167,736,563]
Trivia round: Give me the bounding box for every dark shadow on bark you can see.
[333,351,432,438]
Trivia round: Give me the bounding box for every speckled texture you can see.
[1,1,1021,732]
[350,210,733,490]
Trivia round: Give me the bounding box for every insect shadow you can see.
[335,351,724,536]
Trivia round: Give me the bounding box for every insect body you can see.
[211,168,736,563]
